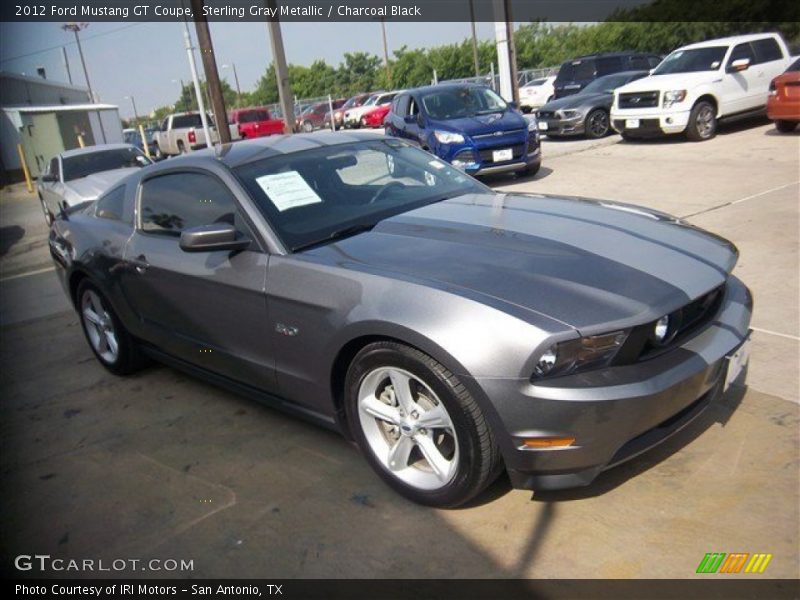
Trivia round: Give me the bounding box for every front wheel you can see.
[775,120,798,133]
[345,342,501,507]
[301,120,314,133]
[39,194,53,226]
[77,280,147,376]
[686,100,717,141]
[584,108,610,139]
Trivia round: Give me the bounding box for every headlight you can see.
[433,130,465,144]
[527,117,539,131]
[663,90,687,108]
[559,109,581,120]
[532,330,628,379]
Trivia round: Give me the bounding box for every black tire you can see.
[76,280,148,376]
[686,100,717,141]
[302,120,314,133]
[345,341,502,507]
[360,117,368,129]
[519,162,541,178]
[775,120,798,133]
[177,140,187,154]
[584,108,610,139]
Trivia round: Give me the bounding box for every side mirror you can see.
[179,223,251,253]
[41,173,57,183]
[729,58,750,72]
[507,101,518,110]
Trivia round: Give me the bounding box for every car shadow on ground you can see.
[764,126,799,136]
[618,115,771,145]
[0,226,25,257]
[483,166,554,188]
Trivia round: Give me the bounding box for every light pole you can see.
[61,23,94,102]
[222,64,242,108]
[124,95,140,123]
[125,95,151,159]
[380,18,391,86]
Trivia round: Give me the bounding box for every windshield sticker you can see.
[424,172,436,186]
[428,160,445,170]
[255,171,322,212]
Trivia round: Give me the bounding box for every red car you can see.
[297,99,347,132]
[361,103,391,128]
[229,107,284,138]
[767,57,800,133]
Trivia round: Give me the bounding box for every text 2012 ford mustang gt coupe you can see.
[48,132,752,507]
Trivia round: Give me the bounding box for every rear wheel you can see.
[585,108,610,139]
[39,194,53,226]
[77,280,147,376]
[177,140,187,154]
[302,120,314,133]
[345,341,501,507]
[686,100,717,141]
[775,120,798,133]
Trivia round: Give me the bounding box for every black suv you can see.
[553,52,662,99]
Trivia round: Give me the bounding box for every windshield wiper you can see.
[293,223,377,252]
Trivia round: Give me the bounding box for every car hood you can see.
[617,72,723,93]
[64,168,139,203]
[541,92,609,111]
[430,110,526,136]
[309,193,737,333]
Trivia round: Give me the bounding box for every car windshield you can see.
[420,86,508,119]
[652,46,727,75]
[234,139,484,251]
[787,57,800,72]
[62,147,151,181]
[581,73,636,94]
[363,95,380,107]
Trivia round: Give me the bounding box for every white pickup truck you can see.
[153,112,221,156]
[611,33,792,141]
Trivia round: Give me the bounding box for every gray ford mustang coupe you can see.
[48,132,752,507]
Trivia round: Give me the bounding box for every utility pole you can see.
[492,0,520,105]
[181,20,212,148]
[468,0,480,77]
[124,95,139,123]
[190,0,231,143]
[62,23,93,101]
[223,63,242,107]
[505,0,520,106]
[62,46,72,85]
[266,0,295,134]
[380,18,391,86]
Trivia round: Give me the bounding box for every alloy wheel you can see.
[695,105,715,139]
[357,367,459,490]
[587,110,609,138]
[81,289,119,364]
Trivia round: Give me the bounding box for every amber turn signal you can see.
[522,437,576,448]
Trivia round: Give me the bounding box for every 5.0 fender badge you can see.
[275,323,299,337]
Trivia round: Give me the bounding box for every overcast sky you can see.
[0,20,501,118]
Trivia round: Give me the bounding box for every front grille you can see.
[477,144,525,163]
[618,91,659,109]
[526,137,539,153]
[473,128,526,139]
[613,284,726,364]
[538,110,558,120]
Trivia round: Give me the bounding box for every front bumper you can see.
[539,116,585,137]
[436,134,542,177]
[611,107,691,136]
[473,275,752,491]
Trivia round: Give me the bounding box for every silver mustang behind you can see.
[48,132,751,507]
[38,143,152,225]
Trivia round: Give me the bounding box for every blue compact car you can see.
[385,83,541,177]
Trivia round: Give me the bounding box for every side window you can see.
[139,172,250,238]
[95,185,127,222]
[752,38,783,64]
[409,98,418,116]
[629,55,651,70]
[648,56,662,68]
[596,56,624,75]
[160,118,169,132]
[394,94,410,117]
[49,158,60,180]
[729,43,755,66]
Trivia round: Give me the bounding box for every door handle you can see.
[128,255,149,274]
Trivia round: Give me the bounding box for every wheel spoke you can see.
[361,395,402,425]
[387,436,414,471]
[105,331,118,356]
[415,433,451,482]
[83,307,102,326]
[416,402,450,429]
[96,330,109,354]
[388,369,417,414]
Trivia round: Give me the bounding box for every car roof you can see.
[679,32,781,50]
[567,51,654,60]
[408,82,490,95]
[60,143,137,159]
[149,131,382,170]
